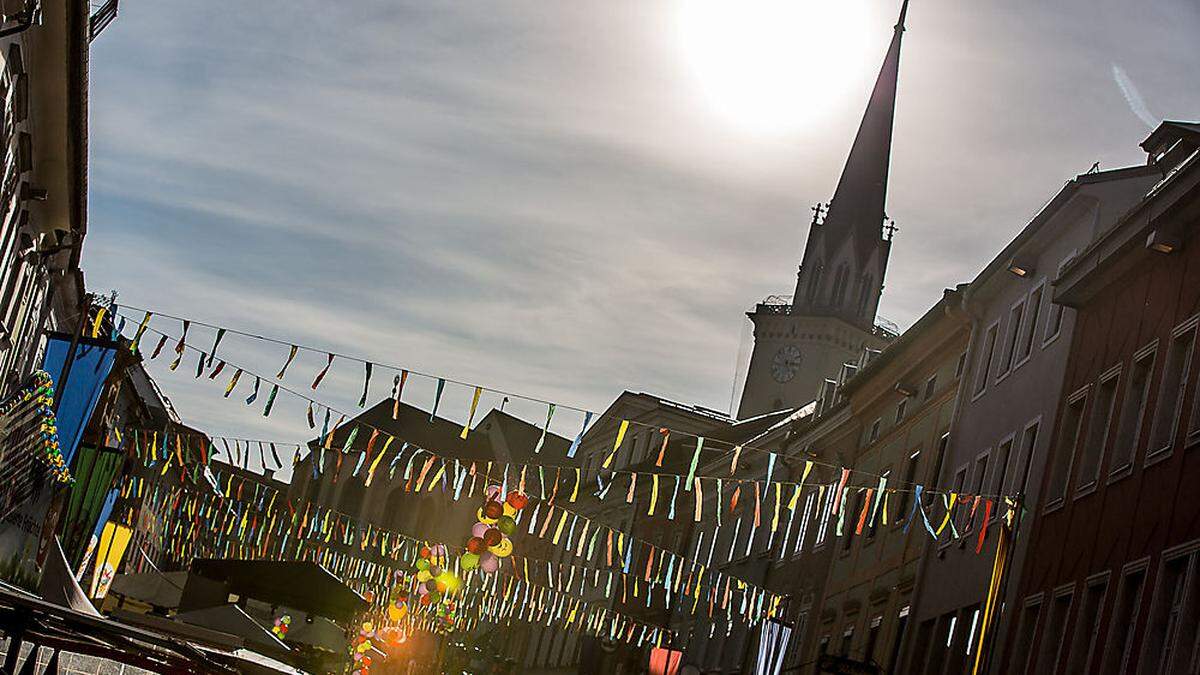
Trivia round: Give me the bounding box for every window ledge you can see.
[1074,480,1099,500]
[1144,446,1173,468]
[1107,463,1134,486]
[1042,497,1065,515]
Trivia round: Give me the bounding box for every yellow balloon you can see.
[488,538,513,558]
[416,570,432,583]
[502,503,517,517]
[387,604,401,622]
[475,508,498,525]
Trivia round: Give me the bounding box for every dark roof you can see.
[1141,120,1200,156]
[305,398,500,462]
[839,285,968,398]
[188,559,367,622]
[474,408,574,464]
[815,0,908,266]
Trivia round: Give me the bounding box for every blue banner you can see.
[42,334,118,465]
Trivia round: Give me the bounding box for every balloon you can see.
[419,593,432,605]
[483,528,502,546]
[476,508,498,525]
[483,501,504,519]
[415,558,430,571]
[485,485,501,500]
[502,503,517,517]
[497,515,516,535]
[489,537,513,557]
[480,553,499,573]
[387,604,401,622]
[425,579,438,592]
[429,565,441,577]
[419,546,431,559]
[430,543,448,557]
[506,491,528,509]
[460,552,479,569]
[416,570,432,583]
[428,590,442,604]
[416,583,429,596]
[471,522,489,538]
[466,536,485,553]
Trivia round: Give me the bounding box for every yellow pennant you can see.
[460,386,482,439]
[602,420,629,470]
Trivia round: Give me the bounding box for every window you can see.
[1048,390,1087,503]
[840,625,854,655]
[868,470,888,539]
[1035,588,1074,672]
[1112,346,1156,473]
[887,606,909,673]
[1019,284,1045,362]
[815,485,836,547]
[1045,301,1066,343]
[1079,369,1121,489]
[949,466,967,535]
[955,352,968,379]
[794,492,816,554]
[964,605,982,656]
[896,399,908,425]
[1101,564,1147,675]
[1015,422,1040,496]
[1013,598,1042,675]
[897,450,920,520]
[1140,548,1200,674]
[931,433,949,486]
[972,453,990,496]
[924,374,938,400]
[1147,326,1195,459]
[974,322,1001,396]
[844,491,865,552]
[992,436,1014,497]
[1066,574,1109,675]
[865,616,882,663]
[1000,299,1026,375]
[869,418,882,443]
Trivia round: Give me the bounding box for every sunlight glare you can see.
[676,0,875,136]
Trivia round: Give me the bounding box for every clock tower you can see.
[737,0,909,419]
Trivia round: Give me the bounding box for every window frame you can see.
[1110,341,1159,481]
[1046,386,1089,510]
[1146,319,1198,465]
[997,296,1027,381]
[1016,280,1046,367]
[972,319,1002,400]
[1077,365,1122,497]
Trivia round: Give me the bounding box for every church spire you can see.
[791,0,909,328]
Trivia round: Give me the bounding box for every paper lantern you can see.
[415,558,430,571]
[489,537,513,558]
[483,528,502,546]
[497,515,516,535]
[416,570,432,583]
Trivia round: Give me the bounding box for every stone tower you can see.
[738,1,909,419]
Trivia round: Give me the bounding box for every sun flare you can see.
[676,0,875,135]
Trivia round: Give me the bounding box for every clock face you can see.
[772,345,802,383]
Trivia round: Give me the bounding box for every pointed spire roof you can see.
[822,0,908,261]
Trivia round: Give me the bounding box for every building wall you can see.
[1001,162,1200,674]
[815,308,966,675]
[904,167,1160,673]
[739,309,889,419]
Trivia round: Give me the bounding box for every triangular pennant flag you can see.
[311,353,334,390]
[567,411,592,458]
[359,362,373,407]
[461,386,483,439]
[430,378,446,421]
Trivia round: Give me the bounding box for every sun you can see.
[675,0,876,136]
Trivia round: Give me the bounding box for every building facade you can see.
[1000,122,1200,674]
[0,0,90,396]
[903,161,1162,673]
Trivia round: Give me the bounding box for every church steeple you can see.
[736,1,909,419]
[791,0,908,330]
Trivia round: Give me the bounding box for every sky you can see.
[82,0,1200,467]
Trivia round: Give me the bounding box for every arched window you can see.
[808,260,824,301]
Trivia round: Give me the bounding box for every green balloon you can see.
[415,559,430,571]
[460,553,480,569]
[428,590,442,604]
[497,516,516,535]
